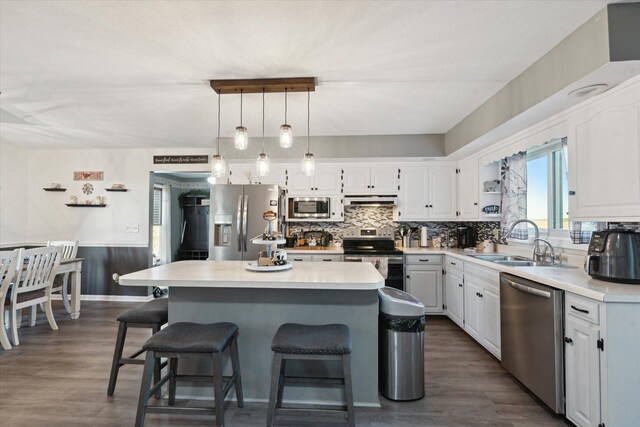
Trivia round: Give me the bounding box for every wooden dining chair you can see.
[47,240,79,313]
[0,249,20,350]
[6,246,62,346]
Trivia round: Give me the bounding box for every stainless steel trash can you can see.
[378,287,425,401]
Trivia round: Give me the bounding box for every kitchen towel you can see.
[362,257,388,279]
[420,226,428,247]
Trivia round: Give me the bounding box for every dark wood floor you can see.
[0,301,569,426]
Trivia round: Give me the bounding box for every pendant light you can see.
[279,88,293,148]
[301,88,315,176]
[256,89,270,177]
[209,92,227,183]
[234,89,248,150]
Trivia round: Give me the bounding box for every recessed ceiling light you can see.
[568,84,608,98]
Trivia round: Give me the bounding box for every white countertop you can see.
[119,260,383,290]
[284,247,344,254]
[403,247,640,303]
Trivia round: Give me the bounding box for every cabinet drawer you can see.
[565,293,600,325]
[445,257,463,270]
[311,255,343,262]
[405,255,443,265]
[464,262,500,283]
[289,254,313,262]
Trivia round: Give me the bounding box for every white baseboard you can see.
[51,294,153,303]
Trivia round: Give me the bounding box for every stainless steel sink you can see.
[470,254,576,268]
[471,254,530,262]
[493,260,576,268]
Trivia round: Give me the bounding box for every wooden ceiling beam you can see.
[209,77,316,94]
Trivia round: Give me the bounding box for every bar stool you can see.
[107,298,168,397]
[135,322,243,427]
[266,323,355,427]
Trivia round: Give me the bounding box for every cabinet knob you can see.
[569,190,576,196]
[406,275,410,279]
[564,337,573,344]
[458,283,463,287]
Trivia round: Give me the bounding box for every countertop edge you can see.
[402,248,640,303]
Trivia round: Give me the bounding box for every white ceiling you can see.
[0,0,611,150]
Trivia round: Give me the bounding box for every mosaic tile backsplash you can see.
[287,206,500,247]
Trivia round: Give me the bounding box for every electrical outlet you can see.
[126,224,139,233]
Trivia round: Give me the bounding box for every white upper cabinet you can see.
[254,165,288,188]
[371,166,400,194]
[428,166,457,220]
[568,87,640,220]
[287,165,343,195]
[343,165,399,195]
[456,156,479,220]
[396,166,429,220]
[395,165,457,221]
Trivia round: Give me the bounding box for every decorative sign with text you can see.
[153,155,209,164]
[73,171,104,181]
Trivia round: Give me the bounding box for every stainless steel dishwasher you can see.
[500,273,564,414]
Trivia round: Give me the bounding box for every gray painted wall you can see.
[444,6,611,155]
[215,134,445,160]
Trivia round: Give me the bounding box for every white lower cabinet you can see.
[405,255,443,314]
[565,316,601,427]
[449,259,501,360]
[444,264,464,328]
[565,293,602,427]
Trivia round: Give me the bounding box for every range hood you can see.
[344,195,398,207]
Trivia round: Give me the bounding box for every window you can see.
[525,139,569,237]
[152,188,162,258]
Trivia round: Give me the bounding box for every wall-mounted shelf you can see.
[105,188,128,192]
[43,188,67,192]
[482,191,501,195]
[65,204,107,208]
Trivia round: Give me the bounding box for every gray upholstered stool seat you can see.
[267,323,355,427]
[271,323,351,355]
[117,298,168,324]
[143,322,238,353]
[135,322,243,427]
[108,298,168,398]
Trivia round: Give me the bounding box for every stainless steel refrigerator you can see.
[208,184,281,261]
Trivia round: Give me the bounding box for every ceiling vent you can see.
[568,84,608,98]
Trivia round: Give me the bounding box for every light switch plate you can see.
[126,224,139,233]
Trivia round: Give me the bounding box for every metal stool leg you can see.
[229,333,244,408]
[152,323,162,399]
[342,353,356,427]
[266,352,282,427]
[107,321,127,396]
[168,358,178,405]
[276,358,287,408]
[135,351,155,427]
[211,352,225,427]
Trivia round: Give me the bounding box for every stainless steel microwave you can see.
[287,197,330,219]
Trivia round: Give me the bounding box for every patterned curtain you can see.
[500,152,528,240]
[561,139,606,243]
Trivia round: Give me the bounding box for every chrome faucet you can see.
[533,238,561,264]
[502,219,542,262]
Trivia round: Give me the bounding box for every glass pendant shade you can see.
[279,124,293,148]
[210,154,227,178]
[301,153,315,177]
[256,153,270,177]
[234,126,248,150]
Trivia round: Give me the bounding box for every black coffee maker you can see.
[457,226,474,248]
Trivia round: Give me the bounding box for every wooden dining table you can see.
[57,258,84,319]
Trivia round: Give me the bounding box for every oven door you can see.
[344,255,404,291]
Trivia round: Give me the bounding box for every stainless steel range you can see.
[342,227,404,291]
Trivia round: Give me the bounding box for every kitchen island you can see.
[119,260,385,407]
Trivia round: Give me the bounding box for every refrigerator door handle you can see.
[237,195,243,252]
[242,195,249,251]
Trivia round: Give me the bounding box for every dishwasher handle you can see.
[503,277,551,299]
